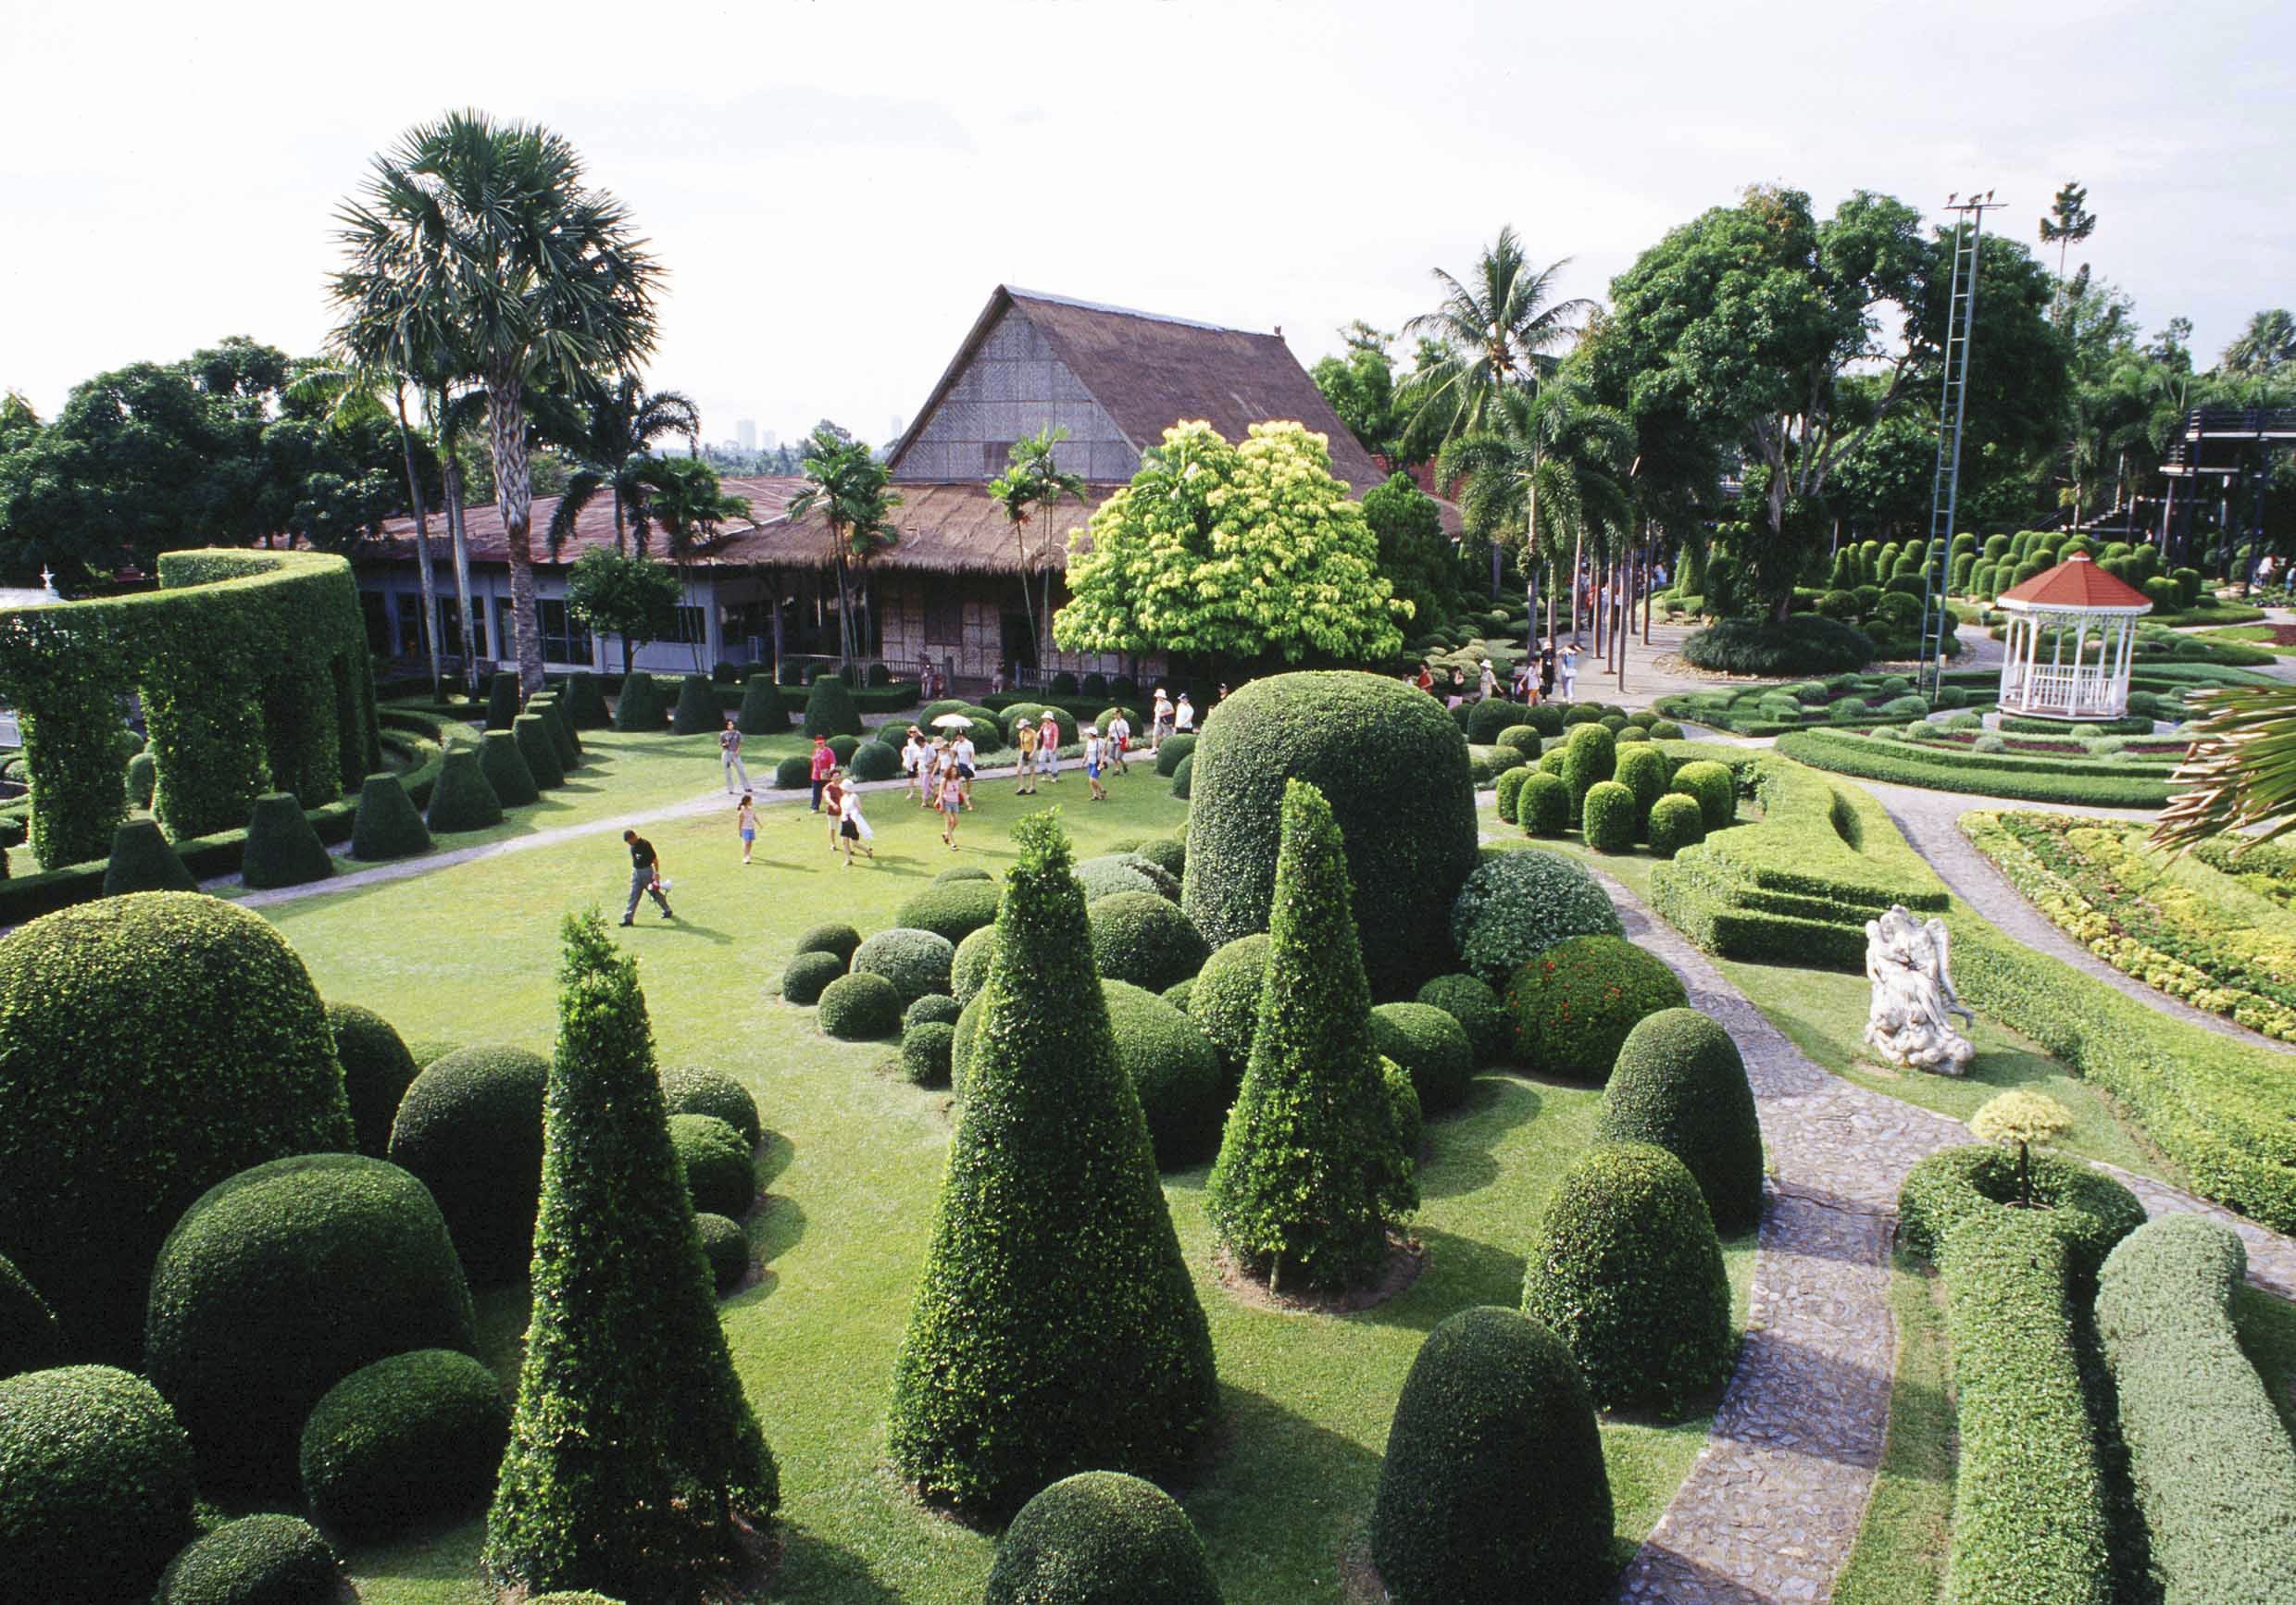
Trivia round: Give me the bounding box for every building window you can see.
[537,599,593,665]
[923,591,964,647]
[669,605,706,646]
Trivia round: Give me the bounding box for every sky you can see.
[3,0,2290,447]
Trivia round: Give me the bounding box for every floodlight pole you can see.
[1918,193,2003,700]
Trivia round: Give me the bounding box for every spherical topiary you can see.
[781,949,847,1006]
[1369,1002,1475,1114]
[425,746,505,833]
[1182,671,1479,1000]
[1521,1141,1733,1417]
[1188,931,1270,1070]
[1414,973,1508,1065]
[1581,779,1637,853]
[952,924,1000,1006]
[351,772,431,862]
[895,879,1003,942]
[242,790,335,889]
[1559,722,1616,815]
[1371,1307,1613,1604]
[153,1513,341,1605]
[905,992,964,1032]
[328,1000,420,1158]
[691,1212,751,1297]
[668,1114,756,1218]
[1154,733,1198,776]
[144,1152,479,1489]
[1448,848,1624,990]
[658,1064,762,1149]
[852,927,956,1006]
[297,1349,507,1541]
[983,1470,1222,1604]
[817,971,903,1039]
[1102,980,1227,1168]
[1505,934,1689,1083]
[1646,792,1706,859]
[1077,854,1175,903]
[903,1021,957,1088]
[1089,891,1211,993]
[0,892,353,1359]
[0,1363,195,1603]
[1597,1009,1763,1233]
[1512,770,1568,839]
[103,817,197,894]
[386,1044,550,1284]
[848,739,901,783]
[0,1253,59,1381]
[1133,836,1186,879]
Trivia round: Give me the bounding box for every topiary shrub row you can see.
[1679,615,1875,676]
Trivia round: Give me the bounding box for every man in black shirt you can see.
[621,829,676,925]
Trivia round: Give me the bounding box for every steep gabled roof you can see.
[1996,552,2154,612]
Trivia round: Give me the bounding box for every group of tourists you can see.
[1411,641,1578,709]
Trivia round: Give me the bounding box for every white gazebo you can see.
[1993,553,2153,720]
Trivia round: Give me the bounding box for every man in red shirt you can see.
[808,736,835,812]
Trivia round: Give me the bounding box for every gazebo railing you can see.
[2001,662,2125,718]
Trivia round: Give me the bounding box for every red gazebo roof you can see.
[1996,552,2152,611]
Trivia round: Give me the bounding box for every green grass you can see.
[1834,1253,1955,1605]
[243,751,1751,1602]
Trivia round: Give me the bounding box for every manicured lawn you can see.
[1832,1254,1953,1605]
[254,751,1750,1602]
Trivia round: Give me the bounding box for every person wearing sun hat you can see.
[1015,715,1040,795]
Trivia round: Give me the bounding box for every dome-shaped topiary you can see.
[297,1348,507,1540]
[242,791,334,889]
[328,1000,420,1158]
[1516,770,1569,838]
[668,1114,756,1218]
[1369,1002,1475,1114]
[902,1020,956,1088]
[1168,753,1195,797]
[852,927,956,1006]
[425,746,505,833]
[0,1252,59,1380]
[1646,792,1705,859]
[1189,932,1270,1070]
[1154,733,1198,775]
[479,728,541,807]
[0,892,353,1358]
[1182,672,1478,1000]
[1521,1142,1732,1417]
[1414,973,1508,1064]
[1134,835,1186,878]
[351,772,431,861]
[802,676,863,738]
[153,1513,341,1605]
[952,924,1000,1005]
[1370,1306,1613,1604]
[1090,891,1211,993]
[1075,854,1174,903]
[1102,980,1228,1168]
[1670,760,1737,832]
[103,817,197,894]
[905,993,963,1032]
[849,740,902,782]
[1597,1009,1763,1233]
[983,1471,1223,1604]
[611,671,666,732]
[781,949,847,1006]
[1505,934,1689,1083]
[144,1152,479,1490]
[771,753,810,790]
[659,1065,762,1149]
[1581,780,1637,853]
[386,1044,551,1284]
[1558,723,1616,815]
[1448,848,1624,990]
[895,880,1002,943]
[817,971,903,1039]
[1612,744,1669,827]
[935,864,994,885]
[1493,764,1535,824]
[693,1212,750,1295]
[0,1363,195,1604]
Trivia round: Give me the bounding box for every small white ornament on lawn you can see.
[1865,904,1976,1075]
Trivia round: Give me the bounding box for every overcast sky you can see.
[4,0,2288,447]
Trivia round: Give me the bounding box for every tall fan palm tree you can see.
[1440,380,1633,623]
[1400,227,1593,458]
[330,110,662,695]
[785,428,902,665]
[535,374,702,557]
[987,427,1089,667]
[429,381,489,691]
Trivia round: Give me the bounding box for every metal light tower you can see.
[1918,191,2003,698]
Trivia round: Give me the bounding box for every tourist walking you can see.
[953,728,978,809]
[1036,715,1062,784]
[831,770,875,866]
[719,715,749,793]
[1085,727,1108,802]
[935,763,964,850]
[619,830,675,925]
[821,772,846,852]
[1107,711,1131,775]
[1479,660,1498,701]
[1015,716,1040,795]
[807,736,834,812]
[1174,693,1195,733]
[900,726,926,804]
[735,793,757,865]
[1559,642,1579,701]
[1151,687,1172,746]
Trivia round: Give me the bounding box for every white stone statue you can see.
[1865,905,1976,1075]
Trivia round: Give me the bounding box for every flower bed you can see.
[1656,672,1985,737]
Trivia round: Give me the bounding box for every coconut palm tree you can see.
[785,428,902,665]
[987,427,1089,668]
[1441,380,1633,630]
[1400,227,1593,458]
[330,110,662,695]
[2220,309,2296,379]
[534,374,702,557]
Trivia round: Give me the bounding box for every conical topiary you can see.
[350,775,431,862]
[984,1472,1223,1604]
[102,819,196,896]
[737,674,788,735]
[485,672,521,731]
[482,910,777,1599]
[802,676,862,739]
[426,748,505,834]
[1371,1306,1614,1603]
[528,693,580,770]
[242,793,334,890]
[1206,778,1414,1294]
[479,730,540,808]
[1596,1009,1764,1234]
[671,675,718,737]
[513,715,565,790]
[888,814,1217,1520]
[562,673,608,729]
[611,673,666,732]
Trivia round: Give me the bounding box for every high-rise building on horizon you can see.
[762,429,778,451]
[737,418,756,451]
[891,415,906,442]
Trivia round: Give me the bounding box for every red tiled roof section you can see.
[370,475,809,566]
[1996,552,2154,611]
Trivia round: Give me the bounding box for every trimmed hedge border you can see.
[1775,728,2176,808]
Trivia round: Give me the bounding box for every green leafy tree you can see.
[987,426,1089,663]
[331,110,664,695]
[1399,227,1592,458]
[1206,778,1415,1294]
[1969,1089,2076,1209]
[2221,309,2296,378]
[483,908,775,1599]
[1310,321,1411,467]
[785,425,901,663]
[1361,473,1455,632]
[564,548,681,676]
[1055,420,1405,670]
[888,814,1217,1518]
[2038,180,2098,310]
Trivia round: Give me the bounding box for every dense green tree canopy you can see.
[1360,472,1456,631]
[1309,322,1411,467]
[564,548,681,674]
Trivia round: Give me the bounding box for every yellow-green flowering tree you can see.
[1054,420,1408,668]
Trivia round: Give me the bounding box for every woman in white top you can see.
[1173,694,1194,732]
[900,728,927,804]
[833,771,875,866]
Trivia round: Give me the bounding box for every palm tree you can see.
[1400,227,1593,459]
[429,382,489,691]
[2154,682,2296,852]
[535,374,701,557]
[330,110,662,695]
[2220,309,2296,378]
[785,428,902,665]
[987,427,1089,669]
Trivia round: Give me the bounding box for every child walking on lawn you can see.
[935,765,964,850]
[735,793,757,864]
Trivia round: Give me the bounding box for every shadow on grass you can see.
[1416,1075,1541,1201]
[770,1522,904,1604]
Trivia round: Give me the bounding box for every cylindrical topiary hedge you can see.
[1369,1002,1475,1114]
[1671,759,1737,832]
[1516,770,1568,837]
[1448,847,1623,990]
[153,1512,342,1605]
[781,949,847,1006]
[1505,934,1689,1082]
[144,1152,480,1490]
[1413,972,1508,1064]
[1559,723,1616,816]
[1089,891,1211,993]
[513,714,565,789]
[327,1000,420,1158]
[0,892,354,1360]
[983,1471,1223,1604]
[670,675,718,737]
[1521,1141,1733,1418]
[479,728,541,807]
[611,671,666,731]
[1613,743,1669,829]
[562,671,608,728]
[242,790,335,889]
[350,772,431,862]
[668,1113,756,1218]
[817,971,902,1039]
[1181,671,1479,999]
[426,746,505,832]
[659,1064,762,1149]
[102,817,198,895]
[895,880,1003,943]
[0,1363,196,1604]
[386,1044,551,1284]
[1101,980,1228,1168]
[1370,1306,1613,1604]
[1581,779,1637,852]
[1596,1008,1763,1233]
[1493,764,1535,824]
[297,1348,508,1540]
[1645,792,1705,859]
[852,927,956,1006]
[486,671,521,730]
